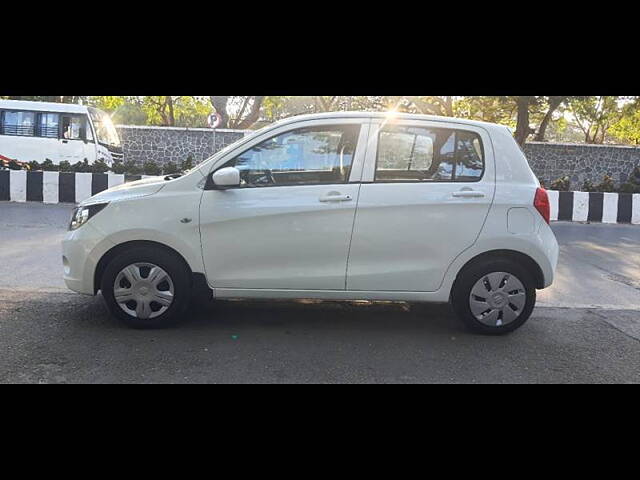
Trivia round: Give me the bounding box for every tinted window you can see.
[375,126,484,182]
[221,125,360,187]
[455,130,484,180]
[1,111,35,136]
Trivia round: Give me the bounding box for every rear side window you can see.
[375,126,484,182]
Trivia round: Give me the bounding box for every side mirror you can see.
[212,166,240,187]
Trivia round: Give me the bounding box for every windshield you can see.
[88,107,121,148]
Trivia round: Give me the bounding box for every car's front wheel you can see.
[451,259,536,335]
[101,246,192,328]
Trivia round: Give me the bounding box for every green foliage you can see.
[595,174,616,192]
[59,161,72,172]
[8,160,22,170]
[86,96,126,112]
[568,96,622,144]
[619,166,640,193]
[41,159,57,171]
[112,103,147,125]
[122,160,141,175]
[550,176,571,191]
[111,160,126,174]
[609,102,640,145]
[142,160,162,176]
[28,160,41,171]
[181,155,194,171]
[71,159,91,173]
[581,179,595,192]
[92,159,110,174]
[163,161,180,175]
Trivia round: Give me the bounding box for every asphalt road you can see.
[1,201,639,383]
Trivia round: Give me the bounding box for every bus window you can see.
[61,116,84,140]
[2,111,35,136]
[39,113,60,138]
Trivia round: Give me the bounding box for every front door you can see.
[199,121,367,290]
[347,121,495,292]
[59,114,93,163]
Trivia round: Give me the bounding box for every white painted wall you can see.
[572,191,589,222]
[42,171,59,204]
[602,193,619,223]
[75,172,92,203]
[9,170,26,202]
[547,190,559,221]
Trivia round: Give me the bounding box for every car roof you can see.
[273,111,506,131]
[0,99,89,114]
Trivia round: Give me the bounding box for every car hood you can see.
[81,176,166,206]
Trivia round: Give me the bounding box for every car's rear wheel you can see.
[451,259,536,335]
[101,247,192,329]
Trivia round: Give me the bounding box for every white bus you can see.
[0,100,123,166]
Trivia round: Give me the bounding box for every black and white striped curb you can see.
[0,170,152,204]
[1,171,639,225]
[547,190,640,224]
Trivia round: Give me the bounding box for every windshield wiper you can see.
[164,173,183,181]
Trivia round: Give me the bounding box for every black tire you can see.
[450,258,536,335]
[100,246,192,329]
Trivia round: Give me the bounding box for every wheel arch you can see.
[451,249,545,293]
[93,240,193,295]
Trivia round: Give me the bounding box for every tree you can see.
[533,96,569,141]
[568,96,622,144]
[609,98,640,145]
[406,96,456,116]
[210,96,265,129]
[143,96,177,126]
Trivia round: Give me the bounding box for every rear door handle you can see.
[452,190,485,198]
[319,193,353,203]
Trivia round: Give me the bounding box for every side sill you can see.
[212,288,450,303]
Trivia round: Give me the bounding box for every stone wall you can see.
[524,142,640,188]
[115,126,640,188]
[116,125,249,166]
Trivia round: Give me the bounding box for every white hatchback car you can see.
[63,112,558,334]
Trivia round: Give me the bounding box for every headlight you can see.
[69,203,108,231]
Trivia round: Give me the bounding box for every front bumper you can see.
[62,222,114,295]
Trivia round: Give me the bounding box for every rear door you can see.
[347,119,495,292]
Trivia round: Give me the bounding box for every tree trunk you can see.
[235,96,265,129]
[514,96,535,146]
[210,96,230,128]
[534,96,565,141]
[166,96,175,126]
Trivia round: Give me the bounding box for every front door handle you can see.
[452,190,485,198]
[319,193,353,203]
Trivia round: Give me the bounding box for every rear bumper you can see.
[538,221,559,288]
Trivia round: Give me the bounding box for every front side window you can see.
[1,110,35,136]
[220,125,360,187]
[375,126,484,182]
[61,115,85,140]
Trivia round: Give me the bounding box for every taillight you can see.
[534,187,550,224]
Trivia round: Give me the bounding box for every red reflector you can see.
[534,187,550,224]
